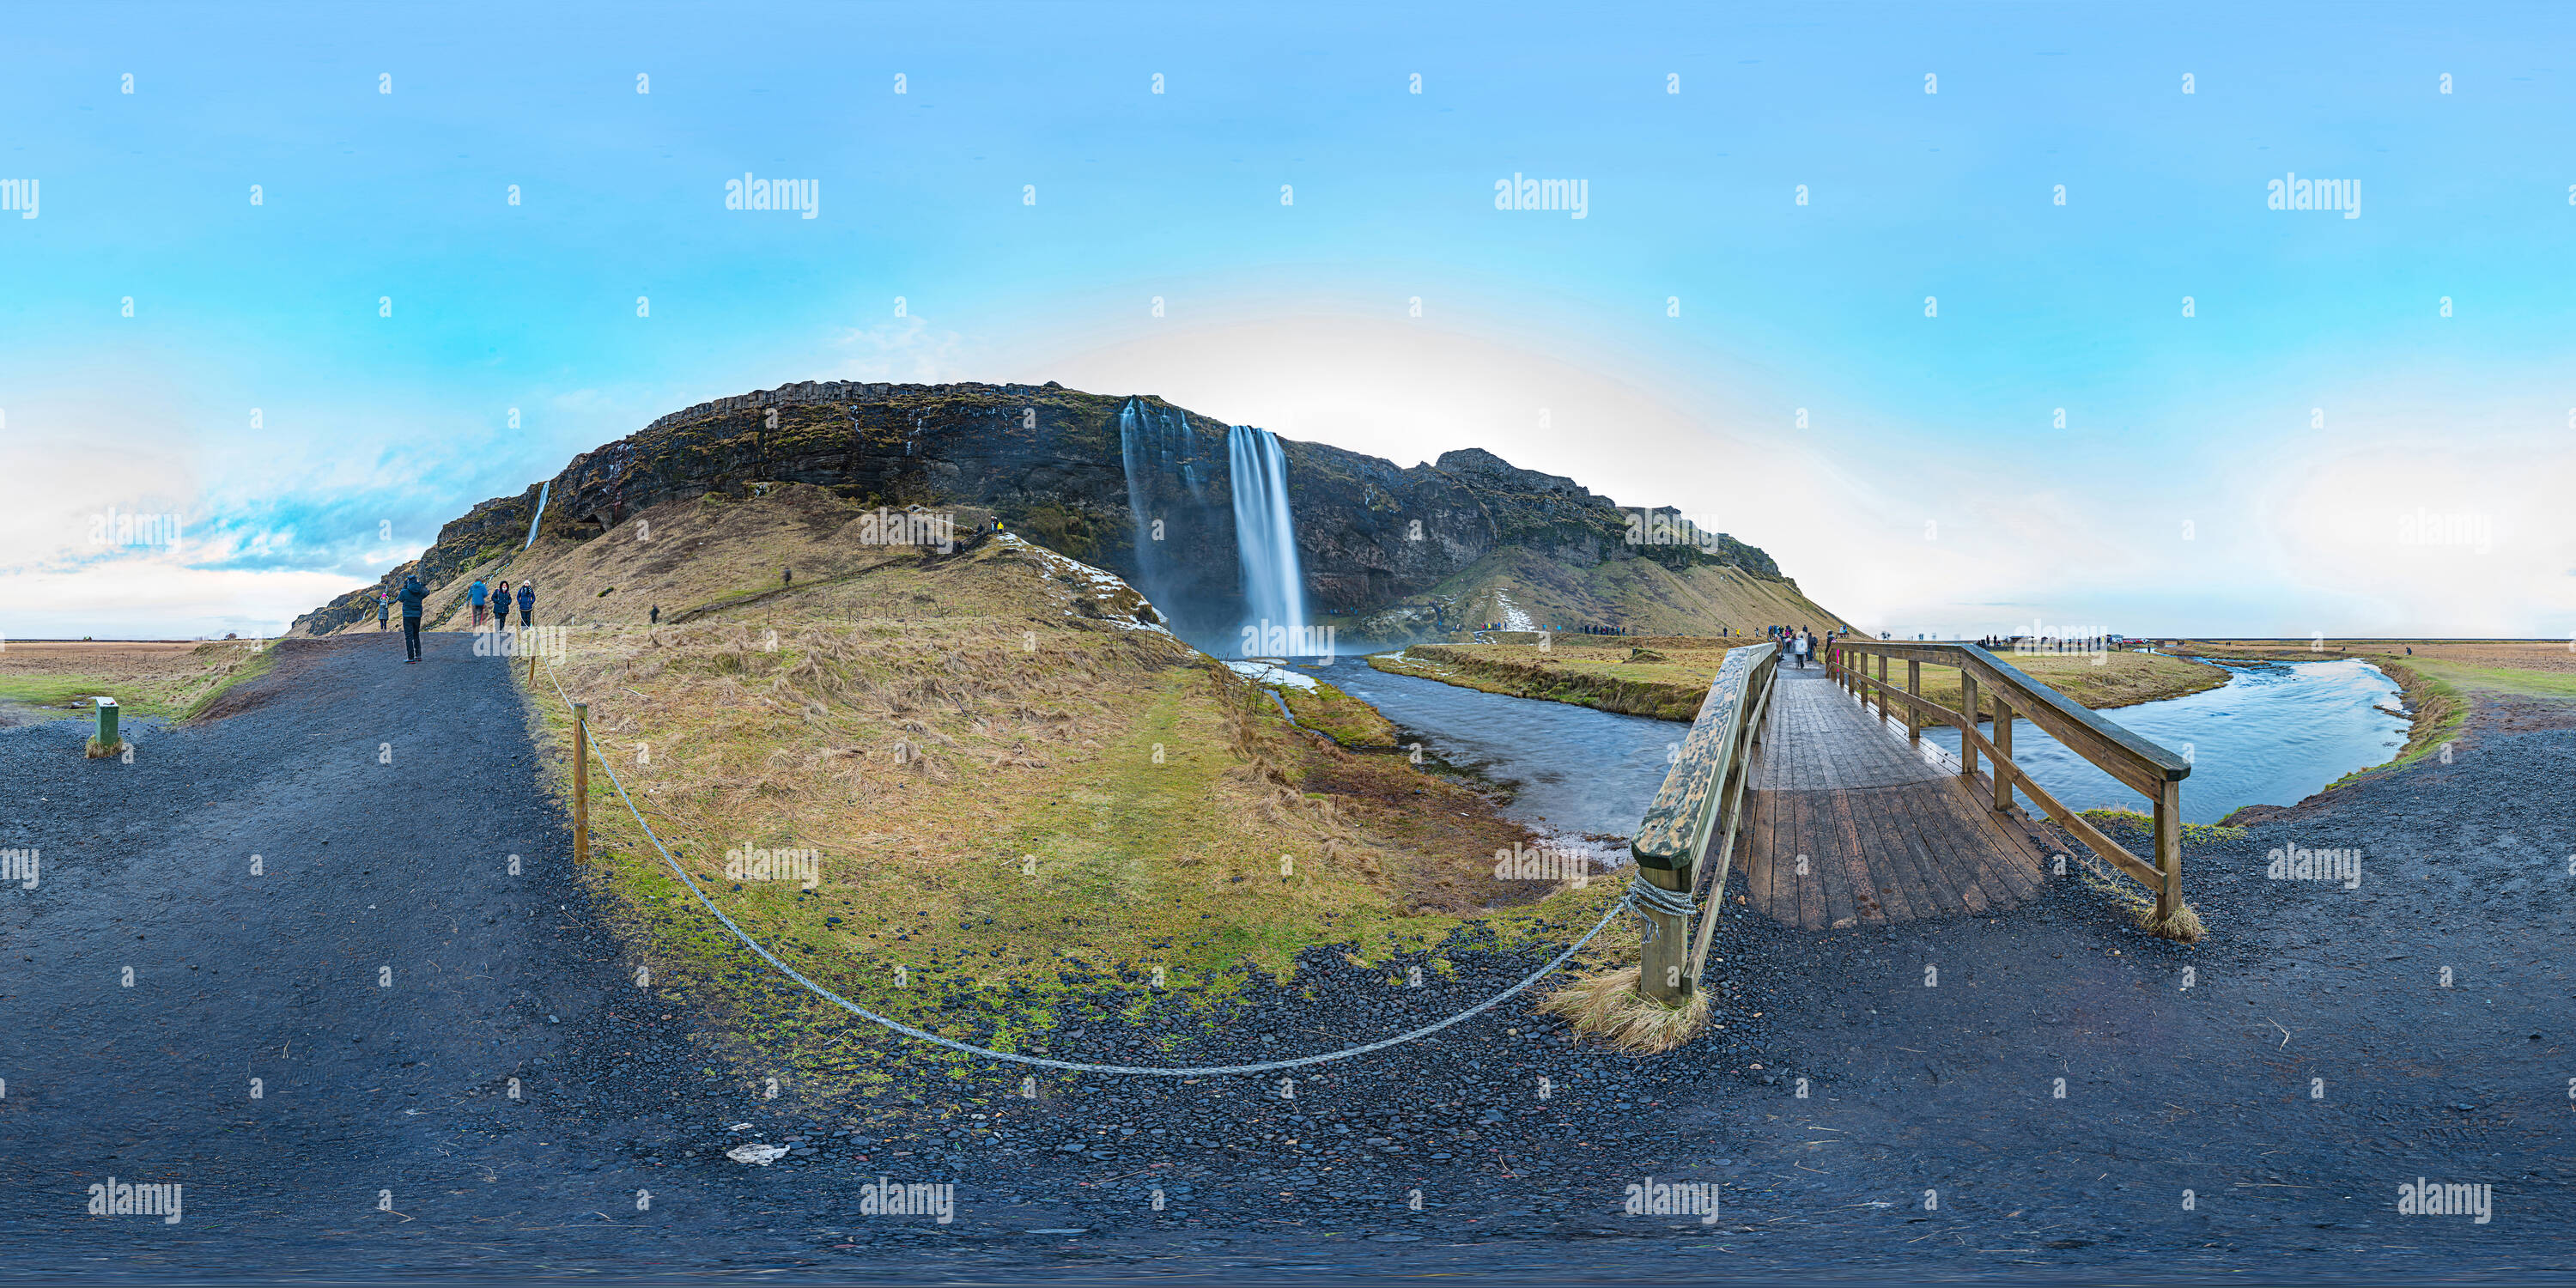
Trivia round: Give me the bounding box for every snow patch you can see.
[1224,661,1319,691]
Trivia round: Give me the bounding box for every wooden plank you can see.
[1927,779,2018,913]
[1850,782,1935,922]
[1793,793,1826,932]
[1914,783,1996,915]
[1828,788,1884,924]
[1959,777,2044,900]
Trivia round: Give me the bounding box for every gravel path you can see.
[1,639,2567,1280]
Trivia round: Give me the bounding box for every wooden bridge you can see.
[1625,640,2192,1005]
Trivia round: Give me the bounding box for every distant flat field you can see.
[0,639,269,719]
[2180,639,2576,700]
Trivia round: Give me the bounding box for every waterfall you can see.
[1227,424,1313,658]
[1117,399,1169,602]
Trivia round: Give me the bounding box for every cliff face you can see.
[292,380,1820,644]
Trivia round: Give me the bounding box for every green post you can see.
[94,696,120,753]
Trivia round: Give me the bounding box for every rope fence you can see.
[533,654,1643,1078]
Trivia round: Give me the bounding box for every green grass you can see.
[180,645,279,721]
[0,674,135,715]
[2397,657,2576,702]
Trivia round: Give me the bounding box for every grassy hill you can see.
[386,485,1625,1095]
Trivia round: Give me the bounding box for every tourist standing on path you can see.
[376,591,390,631]
[492,580,512,632]
[398,574,427,664]
[469,578,489,628]
[515,580,535,629]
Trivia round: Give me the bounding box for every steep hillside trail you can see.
[1,635,2567,1279]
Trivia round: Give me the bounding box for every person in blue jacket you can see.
[397,574,427,664]
[468,578,490,629]
[514,580,535,629]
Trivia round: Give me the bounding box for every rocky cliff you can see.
[292,380,1841,645]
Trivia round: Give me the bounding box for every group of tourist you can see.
[1766,623,1840,671]
[373,574,536,665]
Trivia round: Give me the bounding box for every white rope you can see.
[538,658,1637,1078]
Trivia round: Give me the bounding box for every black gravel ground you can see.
[1,637,2569,1282]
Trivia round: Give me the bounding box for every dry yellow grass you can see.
[1536,967,1710,1054]
[0,639,276,720]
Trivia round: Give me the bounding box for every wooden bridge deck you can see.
[1734,662,2057,930]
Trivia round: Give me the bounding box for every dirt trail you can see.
[1,634,2567,1279]
[0,635,772,1273]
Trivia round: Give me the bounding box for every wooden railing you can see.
[1827,640,2192,922]
[1628,642,1778,1005]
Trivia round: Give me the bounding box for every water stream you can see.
[1304,657,1676,845]
[1303,652,2409,848]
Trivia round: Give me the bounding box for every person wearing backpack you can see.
[514,580,535,629]
[469,578,490,628]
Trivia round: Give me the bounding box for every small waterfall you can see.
[1227,424,1313,657]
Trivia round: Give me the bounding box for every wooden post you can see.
[1992,703,2014,811]
[1958,671,1979,779]
[2154,778,2183,922]
[1638,862,1695,1004]
[573,702,590,862]
[527,649,537,686]
[1906,659,1921,743]
[1875,653,1888,719]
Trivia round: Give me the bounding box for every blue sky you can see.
[3,2,2572,639]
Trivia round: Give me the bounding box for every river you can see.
[1303,652,2409,841]
[1302,656,1677,848]
[1923,655,2410,824]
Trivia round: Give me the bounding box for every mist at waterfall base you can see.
[1115,398,1325,659]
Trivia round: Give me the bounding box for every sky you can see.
[3,1,2573,641]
